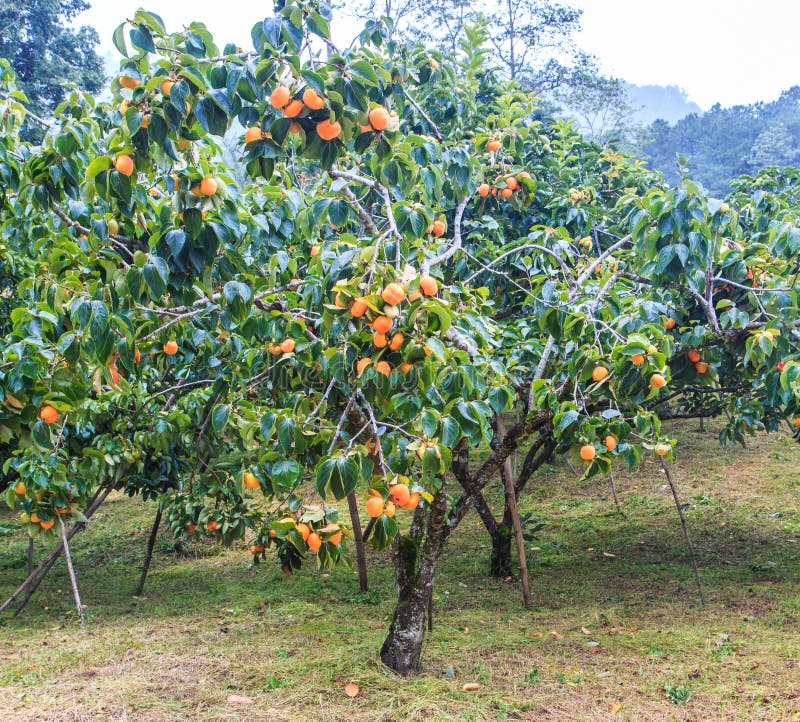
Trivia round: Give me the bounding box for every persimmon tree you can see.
[1,3,799,676]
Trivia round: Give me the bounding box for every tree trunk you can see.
[346,491,369,592]
[135,506,162,596]
[380,490,446,675]
[489,525,514,577]
[380,582,431,675]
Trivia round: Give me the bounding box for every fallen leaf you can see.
[602,552,616,558]
[532,631,543,638]
[462,683,480,691]
[227,694,253,705]
[609,702,622,714]
[609,626,626,634]
[344,682,359,698]
[581,627,592,635]
[549,630,562,639]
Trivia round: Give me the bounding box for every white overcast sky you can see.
[77,0,800,110]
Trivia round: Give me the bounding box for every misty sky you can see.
[77,0,800,110]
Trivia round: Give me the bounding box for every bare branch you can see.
[402,87,442,141]
[421,197,469,275]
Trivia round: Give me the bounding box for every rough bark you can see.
[380,490,446,675]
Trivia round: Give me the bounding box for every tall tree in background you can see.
[0,0,104,136]
[353,0,582,92]
[639,86,800,194]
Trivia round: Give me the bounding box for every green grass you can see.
[1,419,799,721]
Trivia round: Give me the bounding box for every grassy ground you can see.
[1,419,799,721]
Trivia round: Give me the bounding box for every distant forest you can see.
[635,87,800,196]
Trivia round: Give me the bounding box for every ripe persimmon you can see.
[604,435,617,452]
[119,75,140,89]
[14,481,26,495]
[431,220,445,237]
[368,106,390,131]
[243,471,259,489]
[295,523,311,542]
[477,183,490,197]
[500,188,513,199]
[372,315,393,334]
[357,358,372,376]
[487,139,501,152]
[631,354,644,366]
[199,176,217,196]
[695,361,708,373]
[307,532,322,552]
[382,282,406,305]
[389,332,405,351]
[592,366,609,382]
[316,118,342,140]
[373,332,388,348]
[283,99,303,118]
[39,405,59,424]
[420,276,438,296]
[389,483,410,508]
[302,88,326,110]
[328,530,343,545]
[579,444,596,461]
[115,154,134,177]
[366,497,384,517]
[404,492,420,510]
[650,373,666,388]
[40,520,55,530]
[280,338,296,354]
[688,349,701,363]
[244,126,263,143]
[270,85,291,108]
[161,78,175,96]
[375,361,391,376]
[350,298,368,317]
[664,318,676,330]
[164,340,178,356]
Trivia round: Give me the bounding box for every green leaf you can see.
[369,515,398,551]
[130,24,156,54]
[211,405,230,433]
[260,413,276,441]
[315,455,360,500]
[348,60,378,86]
[112,23,128,56]
[142,257,169,298]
